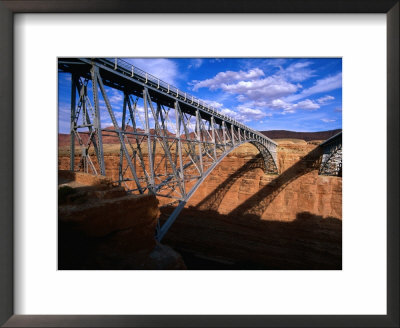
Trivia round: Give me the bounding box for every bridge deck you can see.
[58,58,276,149]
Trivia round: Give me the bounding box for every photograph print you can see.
[58,57,342,270]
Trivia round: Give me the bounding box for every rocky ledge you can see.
[58,170,186,270]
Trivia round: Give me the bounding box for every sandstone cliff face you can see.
[160,142,341,269]
[58,141,342,269]
[58,142,342,222]
[58,171,186,269]
[188,142,342,221]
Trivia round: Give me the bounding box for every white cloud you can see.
[210,58,224,63]
[106,88,123,107]
[266,98,319,113]
[237,107,270,120]
[269,99,293,111]
[222,77,298,100]
[198,99,224,110]
[188,59,203,69]
[189,63,339,118]
[286,73,342,102]
[262,58,287,67]
[191,68,265,91]
[220,108,252,122]
[125,58,179,85]
[321,118,336,123]
[219,106,271,123]
[281,61,315,82]
[191,68,300,107]
[317,95,335,104]
[295,99,320,110]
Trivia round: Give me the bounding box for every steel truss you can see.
[60,58,279,240]
[319,132,342,177]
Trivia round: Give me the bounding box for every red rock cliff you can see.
[58,140,342,269]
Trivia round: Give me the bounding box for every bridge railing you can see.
[96,58,276,147]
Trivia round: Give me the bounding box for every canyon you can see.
[58,137,342,269]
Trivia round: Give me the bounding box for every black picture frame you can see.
[0,1,398,327]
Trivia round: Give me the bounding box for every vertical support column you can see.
[196,109,203,174]
[70,73,77,171]
[158,102,169,175]
[154,103,162,176]
[143,88,155,193]
[238,128,241,144]
[118,93,127,186]
[231,124,235,146]
[79,83,88,172]
[96,66,143,192]
[222,121,227,151]
[81,84,87,125]
[175,101,185,195]
[211,116,217,160]
[90,66,106,175]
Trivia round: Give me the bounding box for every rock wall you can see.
[58,170,186,269]
[58,141,342,269]
[58,141,342,222]
[190,142,342,221]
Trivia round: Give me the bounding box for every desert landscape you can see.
[58,129,342,270]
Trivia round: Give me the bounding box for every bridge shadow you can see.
[192,144,323,218]
[228,145,323,219]
[195,153,265,212]
[161,209,341,270]
[160,144,342,269]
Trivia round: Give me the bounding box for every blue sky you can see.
[58,58,342,133]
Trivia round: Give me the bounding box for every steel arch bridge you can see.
[59,58,279,240]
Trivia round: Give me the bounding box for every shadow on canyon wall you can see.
[161,145,341,270]
[229,145,323,219]
[194,144,323,219]
[161,209,342,270]
[195,153,265,212]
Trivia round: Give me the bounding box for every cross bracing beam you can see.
[59,58,279,240]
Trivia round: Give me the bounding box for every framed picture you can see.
[1,1,398,327]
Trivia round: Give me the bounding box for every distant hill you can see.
[59,127,342,146]
[260,129,342,141]
[58,125,175,147]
